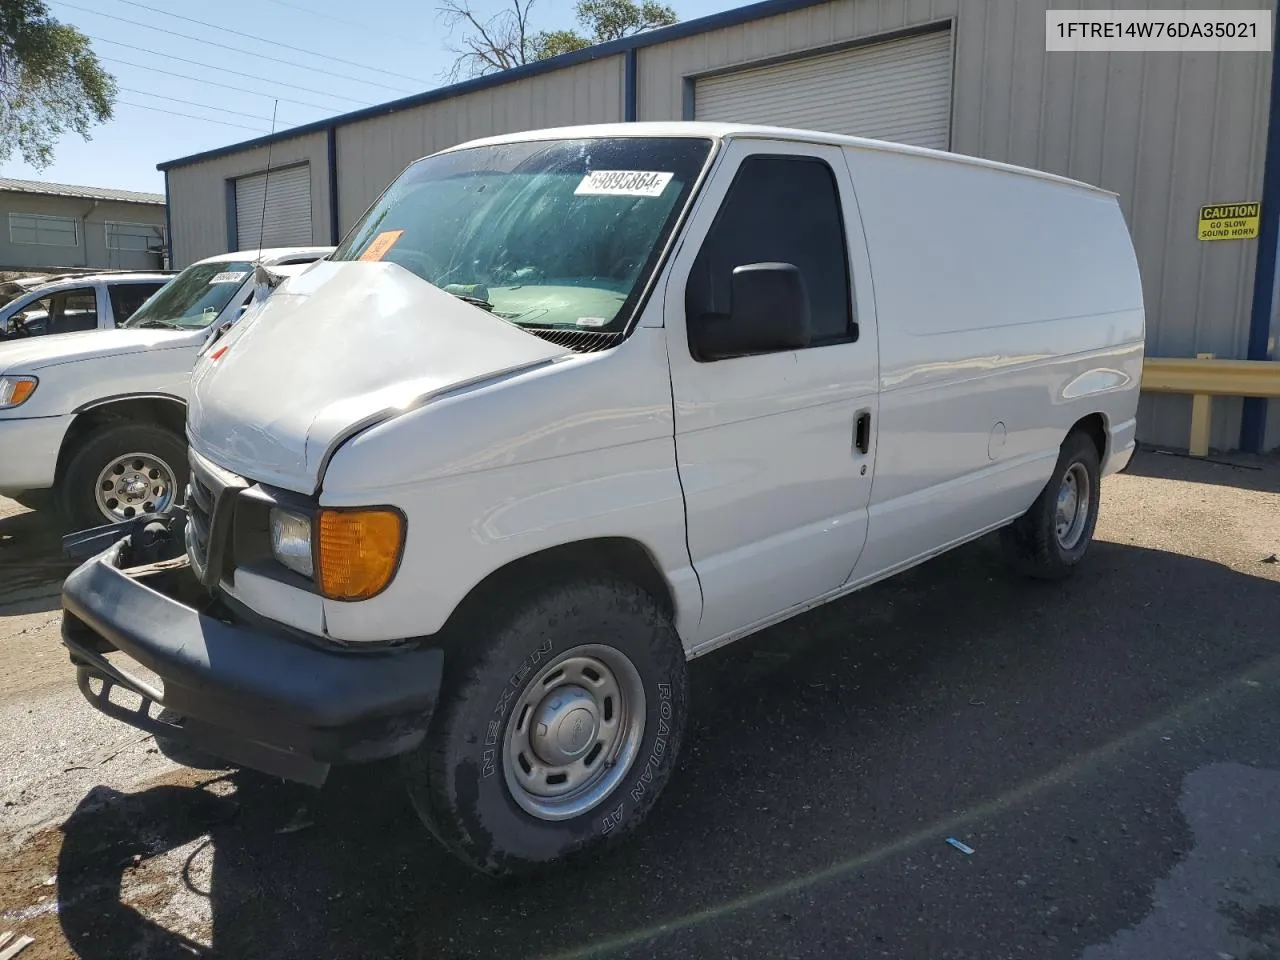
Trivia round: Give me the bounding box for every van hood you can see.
[186,259,569,493]
[0,328,196,373]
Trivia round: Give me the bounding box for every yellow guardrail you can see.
[1142,354,1280,456]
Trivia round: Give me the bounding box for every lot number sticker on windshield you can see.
[575,171,673,198]
[208,271,248,284]
[360,229,404,261]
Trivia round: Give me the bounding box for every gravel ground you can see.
[1,449,1278,960]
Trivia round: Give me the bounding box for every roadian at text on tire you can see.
[57,122,1145,876]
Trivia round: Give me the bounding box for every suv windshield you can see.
[121,261,253,329]
[331,136,713,336]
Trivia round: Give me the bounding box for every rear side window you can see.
[686,155,855,349]
[49,288,99,334]
[109,282,166,323]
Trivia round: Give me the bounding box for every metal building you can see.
[158,0,1279,453]
[0,178,166,272]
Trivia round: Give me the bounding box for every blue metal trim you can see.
[162,170,173,268]
[224,179,237,252]
[327,125,340,244]
[682,77,696,121]
[156,0,836,172]
[1241,19,1280,453]
[624,48,638,121]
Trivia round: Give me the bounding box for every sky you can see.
[0,0,743,195]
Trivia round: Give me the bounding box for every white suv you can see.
[0,246,332,526]
[0,271,174,340]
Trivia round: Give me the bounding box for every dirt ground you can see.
[1,449,1279,959]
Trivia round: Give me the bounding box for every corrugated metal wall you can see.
[638,0,1274,451]
[334,56,625,235]
[165,131,330,267]
[0,196,165,271]
[163,0,1276,450]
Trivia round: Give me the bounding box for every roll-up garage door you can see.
[235,163,312,249]
[694,30,953,149]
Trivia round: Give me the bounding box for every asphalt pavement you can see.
[1,449,1278,960]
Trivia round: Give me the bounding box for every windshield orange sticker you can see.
[359,230,404,261]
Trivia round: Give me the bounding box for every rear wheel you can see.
[402,575,689,876]
[59,422,187,529]
[1000,429,1101,580]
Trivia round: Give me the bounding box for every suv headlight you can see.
[0,375,37,409]
[269,505,404,601]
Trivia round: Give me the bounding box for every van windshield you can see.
[121,261,253,330]
[331,136,713,335]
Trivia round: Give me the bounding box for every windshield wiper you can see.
[441,283,494,312]
[131,319,181,329]
[452,293,494,312]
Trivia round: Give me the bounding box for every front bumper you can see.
[60,521,443,786]
[0,414,71,495]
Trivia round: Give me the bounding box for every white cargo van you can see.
[0,246,332,526]
[60,123,1144,876]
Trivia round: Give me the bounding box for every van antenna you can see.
[255,99,279,267]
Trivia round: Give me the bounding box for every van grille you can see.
[184,452,247,587]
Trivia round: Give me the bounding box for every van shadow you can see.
[53,536,1280,960]
[0,504,73,616]
[1125,446,1280,494]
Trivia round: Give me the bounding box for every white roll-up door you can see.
[235,163,313,249]
[694,30,953,149]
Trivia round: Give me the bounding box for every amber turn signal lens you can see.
[316,508,404,601]
[10,380,36,405]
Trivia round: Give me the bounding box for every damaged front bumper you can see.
[59,510,443,786]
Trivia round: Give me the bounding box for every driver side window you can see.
[9,294,54,337]
[685,155,855,355]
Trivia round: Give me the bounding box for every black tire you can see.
[402,575,689,877]
[999,429,1102,581]
[59,422,189,530]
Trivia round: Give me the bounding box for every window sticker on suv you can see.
[208,271,249,285]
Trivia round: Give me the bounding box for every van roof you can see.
[437,121,1118,199]
[194,246,335,266]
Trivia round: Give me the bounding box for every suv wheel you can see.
[59,422,187,529]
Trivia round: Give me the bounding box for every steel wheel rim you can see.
[93,451,177,523]
[502,643,647,822]
[1055,461,1091,550]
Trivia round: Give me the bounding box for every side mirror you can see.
[689,262,812,361]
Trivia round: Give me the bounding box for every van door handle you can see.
[854,411,872,454]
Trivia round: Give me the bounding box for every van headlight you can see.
[269,508,314,578]
[269,505,405,601]
[0,375,37,409]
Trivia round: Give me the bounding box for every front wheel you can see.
[999,430,1102,580]
[402,575,689,876]
[59,422,188,529]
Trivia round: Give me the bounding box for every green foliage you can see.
[0,0,115,169]
[528,29,590,61]
[442,0,678,79]
[568,0,678,44]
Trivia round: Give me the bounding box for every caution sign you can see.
[1198,202,1260,241]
